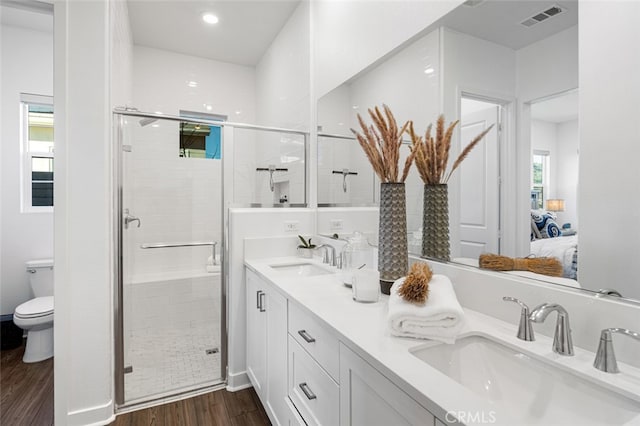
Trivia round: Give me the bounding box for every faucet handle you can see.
[594,328,640,373]
[502,297,535,341]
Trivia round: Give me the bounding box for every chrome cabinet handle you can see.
[259,292,266,312]
[298,329,316,343]
[299,382,317,400]
[256,290,262,310]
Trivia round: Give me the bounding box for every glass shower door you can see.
[117,113,224,406]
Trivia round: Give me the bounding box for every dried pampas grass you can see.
[398,263,433,304]
[351,104,414,183]
[408,114,494,184]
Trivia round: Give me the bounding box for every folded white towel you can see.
[388,274,464,344]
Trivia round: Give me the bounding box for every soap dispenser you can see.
[341,231,372,287]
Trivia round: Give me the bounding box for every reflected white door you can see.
[459,103,500,258]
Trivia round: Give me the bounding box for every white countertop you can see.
[245,256,640,426]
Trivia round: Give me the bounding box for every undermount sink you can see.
[411,334,640,425]
[269,262,332,277]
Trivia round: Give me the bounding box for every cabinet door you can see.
[246,271,267,399]
[339,343,435,426]
[266,289,288,426]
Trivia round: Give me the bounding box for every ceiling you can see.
[531,90,578,123]
[127,0,300,66]
[440,0,578,49]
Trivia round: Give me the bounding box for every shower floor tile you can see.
[124,324,221,402]
[124,276,222,403]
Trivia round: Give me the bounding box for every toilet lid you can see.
[15,296,54,318]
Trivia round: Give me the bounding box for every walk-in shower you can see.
[113,109,307,409]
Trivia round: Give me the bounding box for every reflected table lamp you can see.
[546,199,565,212]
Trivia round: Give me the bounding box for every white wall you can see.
[130,46,256,276]
[555,119,579,230]
[313,0,463,98]
[579,1,640,300]
[253,2,310,206]
[133,46,255,120]
[54,0,114,424]
[256,1,310,130]
[515,25,578,256]
[0,20,54,316]
[441,27,517,257]
[315,29,440,233]
[227,208,315,389]
[531,119,558,202]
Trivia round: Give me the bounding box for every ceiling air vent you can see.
[520,5,565,27]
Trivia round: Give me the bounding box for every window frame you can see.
[531,149,550,210]
[21,94,54,213]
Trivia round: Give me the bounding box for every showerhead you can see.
[139,117,158,127]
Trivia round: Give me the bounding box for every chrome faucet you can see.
[502,297,535,341]
[315,244,337,267]
[530,303,574,356]
[593,328,640,373]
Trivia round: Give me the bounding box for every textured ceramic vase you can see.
[422,184,450,261]
[378,183,408,294]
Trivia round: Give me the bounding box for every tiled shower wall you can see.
[124,119,221,280]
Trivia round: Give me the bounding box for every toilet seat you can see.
[15,296,54,319]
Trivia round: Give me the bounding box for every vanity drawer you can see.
[288,336,339,426]
[289,302,340,381]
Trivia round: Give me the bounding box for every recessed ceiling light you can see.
[187,81,198,88]
[202,13,219,25]
[235,110,242,115]
[424,67,435,75]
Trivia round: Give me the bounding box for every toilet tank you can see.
[26,259,54,297]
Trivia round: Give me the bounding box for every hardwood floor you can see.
[1,341,269,426]
[0,340,54,426]
[111,387,271,426]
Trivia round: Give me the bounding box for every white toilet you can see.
[13,259,54,363]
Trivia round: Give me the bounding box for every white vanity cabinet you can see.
[339,343,436,426]
[245,269,288,426]
[246,265,444,426]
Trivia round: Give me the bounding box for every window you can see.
[21,94,54,211]
[178,110,225,159]
[531,150,549,209]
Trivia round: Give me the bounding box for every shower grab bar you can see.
[141,241,218,265]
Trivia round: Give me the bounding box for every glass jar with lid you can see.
[341,231,373,287]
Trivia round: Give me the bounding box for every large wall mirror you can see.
[316,0,639,303]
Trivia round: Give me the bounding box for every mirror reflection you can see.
[315,1,607,297]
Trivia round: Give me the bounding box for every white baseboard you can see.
[66,400,114,426]
[226,370,251,391]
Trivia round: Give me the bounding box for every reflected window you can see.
[22,94,54,211]
[531,150,549,209]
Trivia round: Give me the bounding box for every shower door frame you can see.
[113,109,231,410]
[113,109,309,410]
